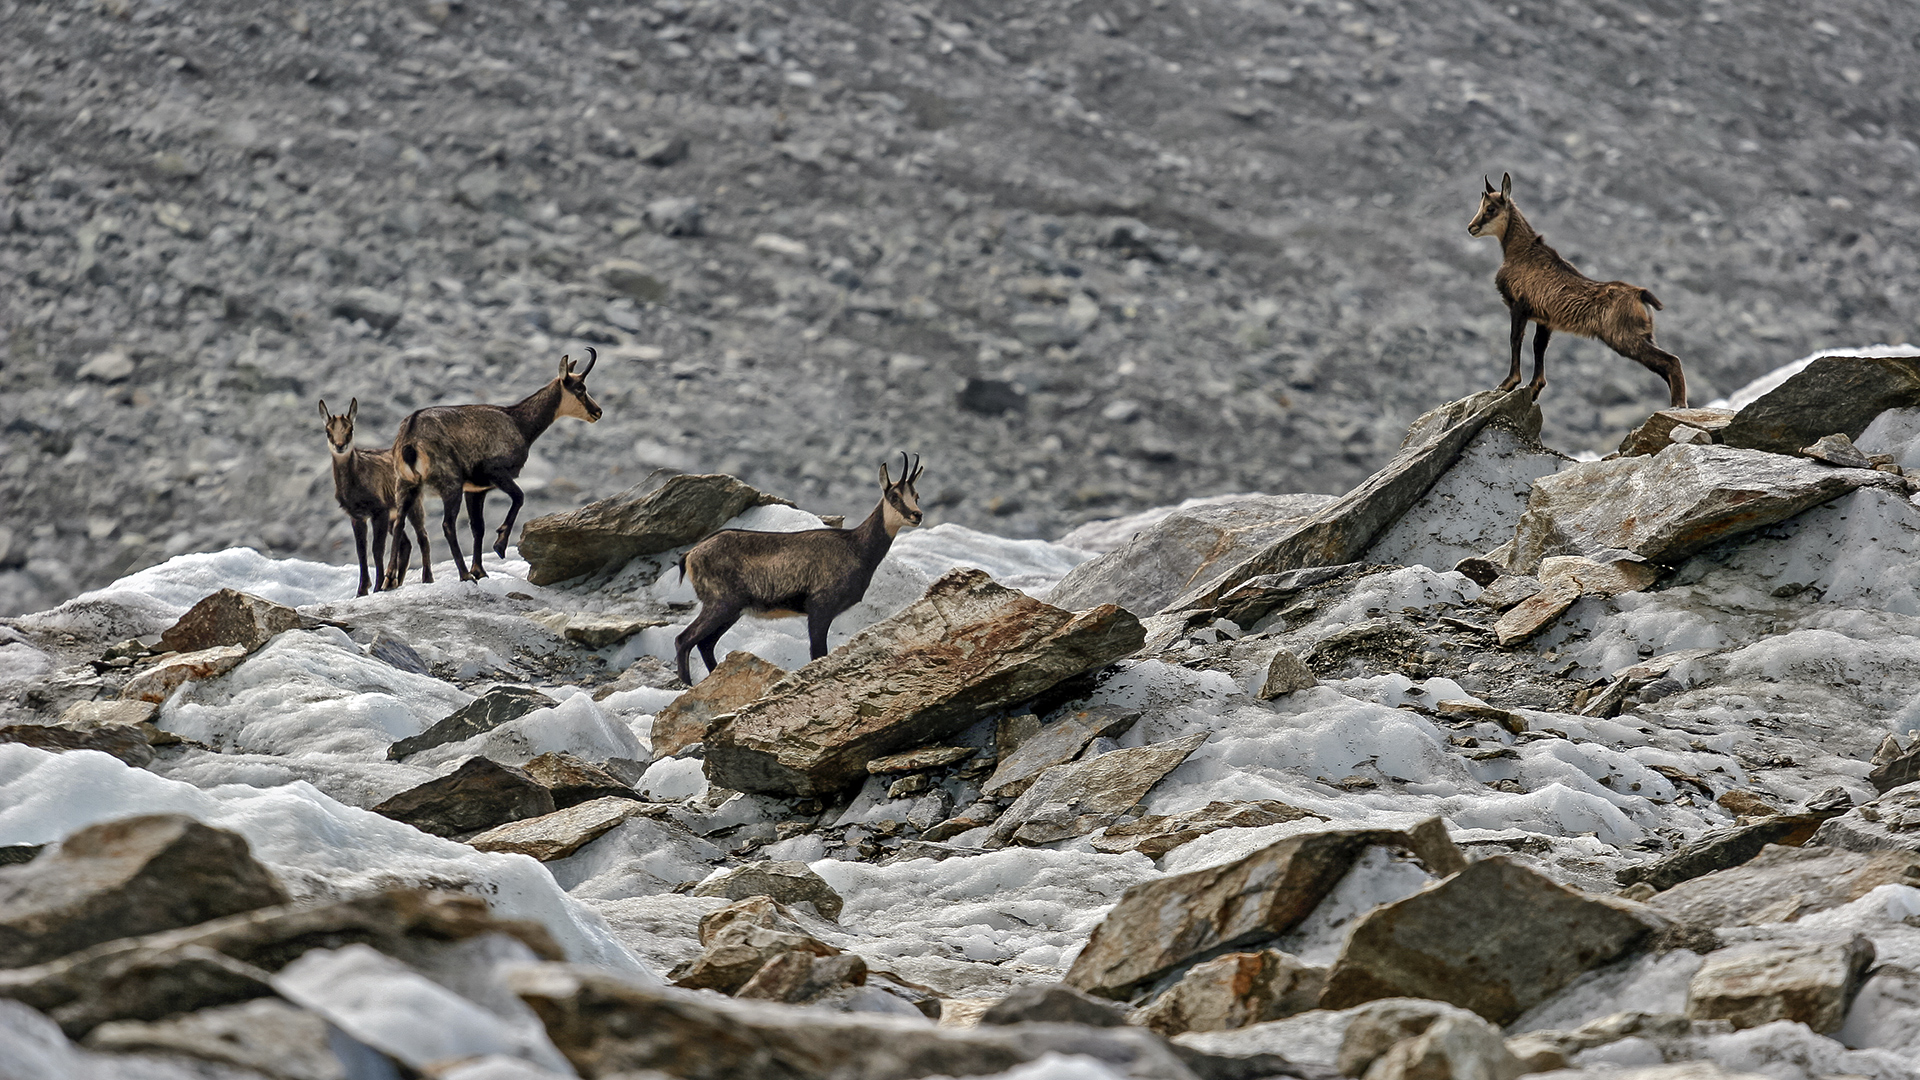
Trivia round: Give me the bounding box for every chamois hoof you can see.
[493,539,509,559]
[1527,382,1547,401]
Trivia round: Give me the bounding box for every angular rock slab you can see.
[1618,409,1736,457]
[1720,354,1920,457]
[1686,935,1875,1033]
[1811,781,1920,853]
[1617,814,1839,893]
[371,757,556,838]
[1646,844,1920,929]
[518,472,794,586]
[669,896,840,994]
[1131,949,1326,1036]
[988,732,1209,847]
[0,723,155,768]
[981,705,1140,798]
[691,860,845,921]
[1319,857,1666,1025]
[1504,443,1903,575]
[0,814,288,969]
[651,651,785,761]
[1362,418,1569,574]
[119,645,248,703]
[468,797,647,861]
[388,686,557,760]
[521,751,637,808]
[705,569,1145,797]
[158,589,302,654]
[1091,800,1325,859]
[1065,824,1457,1000]
[1169,387,1539,614]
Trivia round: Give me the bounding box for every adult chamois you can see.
[386,349,601,586]
[1468,173,1688,407]
[319,398,433,597]
[674,453,925,685]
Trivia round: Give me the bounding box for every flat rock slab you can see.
[158,589,302,654]
[1618,814,1840,893]
[468,797,646,861]
[1091,800,1325,859]
[521,751,636,808]
[518,473,794,586]
[119,645,248,703]
[981,705,1140,798]
[0,814,288,969]
[705,569,1144,797]
[529,611,668,648]
[1686,935,1875,1033]
[1720,354,1920,456]
[867,746,975,774]
[1645,844,1920,929]
[1811,782,1920,853]
[1065,825,1451,1000]
[387,686,556,761]
[1618,409,1736,457]
[690,860,845,921]
[1505,443,1903,575]
[0,723,155,767]
[989,732,1209,847]
[1319,857,1666,1024]
[1132,949,1327,1037]
[651,651,784,761]
[371,757,556,838]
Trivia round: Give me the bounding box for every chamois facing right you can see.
[1468,173,1688,408]
[675,453,926,686]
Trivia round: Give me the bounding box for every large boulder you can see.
[388,686,557,760]
[987,732,1209,847]
[1046,493,1337,616]
[1809,781,1920,854]
[158,589,302,654]
[0,815,288,970]
[1686,935,1876,1033]
[1645,844,1920,929]
[1719,354,1920,456]
[1501,443,1903,575]
[1131,949,1326,1037]
[371,757,557,838]
[704,569,1144,797]
[1319,857,1667,1024]
[517,473,794,586]
[651,651,785,760]
[1362,419,1568,572]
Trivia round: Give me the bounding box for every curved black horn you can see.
[577,346,598,377]
[897,451,911,484]
[910,453,922,481]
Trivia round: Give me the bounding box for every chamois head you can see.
[1467,172,1515,239]
[878,451,925,534]
[554,348,603,423]
[319,398,358,455]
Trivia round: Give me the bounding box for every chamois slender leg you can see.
[409,499,434,584]
[439,490,471,582]
[464,490,490,579]
[805,604,835,661]
[388,520,411,590]
[676,602,742,684]
[1500,303,1530,392]
[384,487,419,590]
[1621,338,1689,408]
[350,517,371,597]
[1528,324,1552,400]
[492,478,523,559]
[370,512,392,593]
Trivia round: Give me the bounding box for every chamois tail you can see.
[1639,288,1663,311]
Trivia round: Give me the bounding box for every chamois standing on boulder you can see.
[387,349,602,586]
[1468,173,1688,407]
[675,453,925,685]
[320,398,433,597]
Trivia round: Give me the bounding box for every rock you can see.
[156,589,301,654]
[1091,800,1325,858]
[0,814,288,969]
[76,348,137,383]
[1213,563,1370,628]
[1047,494,1339,617]
[467,797,647,861]
[1335,999,1524,1080]
[1319,857,1667,1024]
[118,644,248,703]
[1363,418,1569,572]
[388,686,558,760]
[0,723,155,767]
[83,998,339,1079]
[981,706,1140,798]
[958,377,1028,416]
[1132,950,1326,1037]
[1618,409,1737,456]
[1617,813,1843,893]
[1539,554,1661,595]
[981,984,1130,1027]
[1066,823,1461,1000]
[1475,575,1542,612]
[638,135,690,166]
[1868,745,1920,795]
[645,195,704,236]
[365,630,430,675]
[650,651,785,760]
[736,950,868,1004]
[1686,935,1876,1033]
[1801,432,1875,469]
[594,258,670,302]
[867,746,974,774]
[1719,354,1920,456]
[1491,577,1580,646]
[1501,1011,1691,1071]
[371,757,557,838]
[1810,781,1920,853]
[530,611,668,648]
[1259,649,1317,698]
[1434,700,1528,735]
[1715,790,1779,818]
[1504,444,1903,574]
[691,861,845,921]
[705,569,1145,797]
[988,732,1209,847]
[1837,964,1920,1055]
[517,473,794,586]
[453,170,519,213]
[521,751,636,807]
[669,896,841,993]
[330,286,404,331]
[1644,844,1920,928]
[57,698,165,737]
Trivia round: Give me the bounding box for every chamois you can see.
[319,398,434,597]
[675,453,925,685]
[1468,173,1688,408]
[387,349,602,586]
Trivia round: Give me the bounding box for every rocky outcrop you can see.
[650,651,785,760]
[668,896,842,994]
[1617,813,1843,893]
[1719,354,1920,456]
[387,686,557,760]
[157,589,302,654]
[1686,935,1876,1033]
[988,732,1209,847]
[467,797,649,861]
[0,814,288,969]
[1320,857,1666,1024]
[371,757,557,838]
[518,473,795,586]
[1644,845,1920,929]
[1810,782,1920,853]
[1091,800,1325,858]
[704,570,1144,797]
[1131,949,1326,1037]
[691,861,845,921]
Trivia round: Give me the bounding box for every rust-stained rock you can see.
[1618,409,1736,457]
[981,706,1139,799]
[668,896,840,994]
[467,797,646,861]
[1131,949,1326,1037]
[118,645,248,703]
[988,732,1208,847]
[158,589,302,655]
[371,757,556,838]
[1720,354,1920,457]
[1645,844,1920,928]
[705,570,1145,797]
[518,473,794,586]
[1319,857,1667,1024]
[691,861,844,921]
[1686,935,1875,1033]
[1091,800,1324,858]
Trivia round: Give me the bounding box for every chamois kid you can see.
[319,398,433,597]
[675,453,925,685]
[387,349,601,585]
[1468,173,1688,407]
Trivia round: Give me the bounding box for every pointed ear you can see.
[318,399,330,421]
[879,463,892,488]
[1500,172,1512,197]
[559,354,572,376]
[347,398,357,423]
[1483,175,1495,194]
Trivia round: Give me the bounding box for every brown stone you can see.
[988,732,1209,847]
[735,951,867,1004]
[1090,800,1324,858]
[467,797,647,861]
[1258,649,1317,699]
[866,746,975,774]
[158,589,302,655]
[1617,409,1736,457]
[981,706,1140,799]
[1720,354,1920,457]
[1492,578,1580,646]
[650,651,786,760]
[1434,700,1528,735]
[118,645,248,703]
[1131,949,1326,1036]
[669,896,840,994]
[521,751,636,807]
[518,473,795,586]
[371,757,556,838]
[691,861,844,921]
[1686,935,1875,1033]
